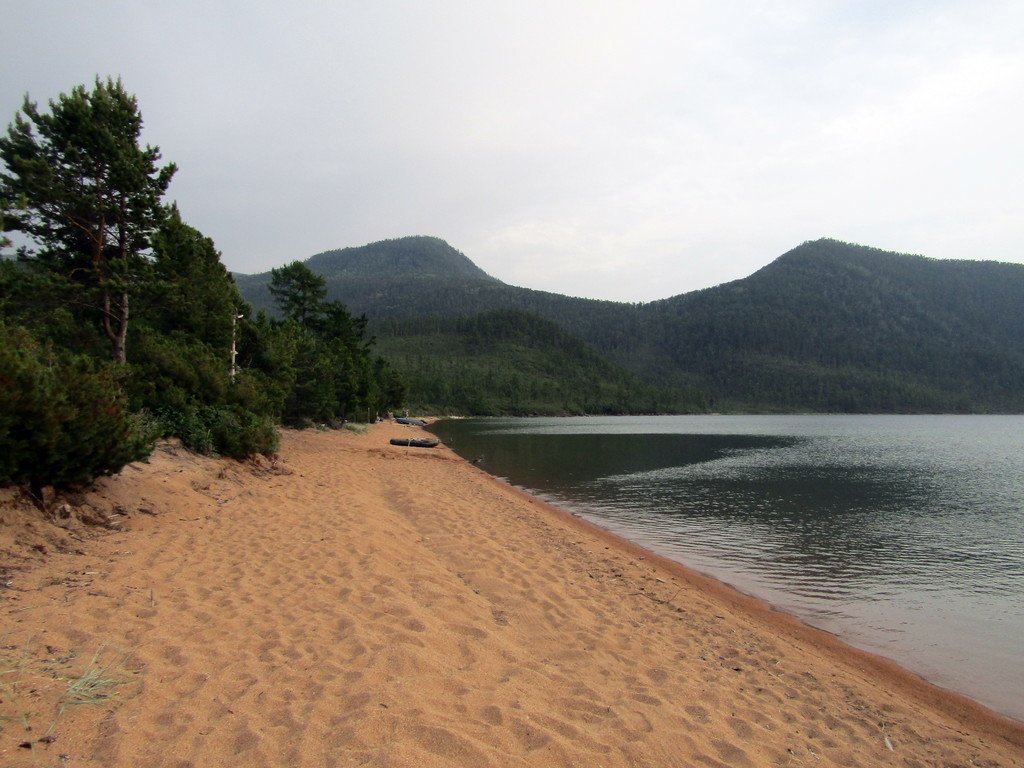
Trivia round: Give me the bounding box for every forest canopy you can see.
[0,78,405,493]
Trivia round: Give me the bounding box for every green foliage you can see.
[155,405,278,458]
[0,257,109,356]
[376,309,702,415]
[238,236,1024,414]
[0,323,155,491]
[644,239,1024,411]
[260,267,405,425]
[154,406,215,454]
[201,406,279,458]
[0,79,297,490]
[145,205,242,347]
[126,332,229,412]
[269,261,327,326]
[107,209,287,458]
[125,208,251,414]
[0,77,176,363]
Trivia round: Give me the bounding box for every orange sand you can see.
[1,423,1022,767]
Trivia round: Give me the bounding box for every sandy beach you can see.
[2,422,1022,767]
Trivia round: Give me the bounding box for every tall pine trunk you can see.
[101,289,130,364]
[113,291,128,363]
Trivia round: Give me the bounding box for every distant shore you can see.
[1,423,1021,767]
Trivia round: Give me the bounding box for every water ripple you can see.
[431,415,1024,719]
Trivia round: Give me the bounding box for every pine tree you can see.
[0,322,155,495]
[0,77,176,363]
[268,261,326,326]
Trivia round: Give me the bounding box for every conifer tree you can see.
[269,261,326,326]
[0,77,176,363]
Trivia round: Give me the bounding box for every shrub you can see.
[0,324,155,492]
[201,406,279,458]
[156,405,278,458]
[156,407,215,454]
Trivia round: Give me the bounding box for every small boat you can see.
[395,417,427,426]
[390,437,440,448]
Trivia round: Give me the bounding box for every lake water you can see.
[428,415,1024,720]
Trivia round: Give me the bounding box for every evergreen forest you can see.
[238,237,1024,414]
[374,310,705,415]
[0,79,404,493]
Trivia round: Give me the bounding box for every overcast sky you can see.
[2,1,1021,302]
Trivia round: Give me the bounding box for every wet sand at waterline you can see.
[1,424,1021,767]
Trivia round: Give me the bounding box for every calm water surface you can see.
[429,415,1024,720]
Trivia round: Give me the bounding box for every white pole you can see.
[230,312,244,382]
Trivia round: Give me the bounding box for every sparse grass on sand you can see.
[1,639,126,759]
[60,646,125,713]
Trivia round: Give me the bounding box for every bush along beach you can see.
[0,78,405,494]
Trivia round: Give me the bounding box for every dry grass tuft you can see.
[59,646,125,713]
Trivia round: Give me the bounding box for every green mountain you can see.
[645,239,1024,411]
[235,237,640,346]
[375,309,702,415]
[235,236,1024,413]
[234,236,504,318]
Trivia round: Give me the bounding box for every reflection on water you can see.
[430,415,1024,719]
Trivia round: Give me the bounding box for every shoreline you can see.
[1,422,1022,766]
[414,419,1024,751]
[430,413,1024,725]
[475,466,1024,742]
[511,485,1021,724]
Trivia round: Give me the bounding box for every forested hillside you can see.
[375,310,704,415]
[236,236,643,342]
[645,240,1024,411]
[234,236,503,316]
[237,237,1024,413]
[236,237,660,395]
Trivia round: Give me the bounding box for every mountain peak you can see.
[304,236,500,283]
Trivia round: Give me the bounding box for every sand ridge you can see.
[1,423,1022,767]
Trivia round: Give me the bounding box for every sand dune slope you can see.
[1,424,1021,767]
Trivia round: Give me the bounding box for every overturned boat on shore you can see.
[390,437,440,448]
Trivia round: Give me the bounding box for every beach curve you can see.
[1,422,1021,767]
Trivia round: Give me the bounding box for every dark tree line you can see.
[244,236,1024,414]
[642,240,1024,411]
[257,260,406,426]
[375,309,704,416]
[0,78,405,492]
